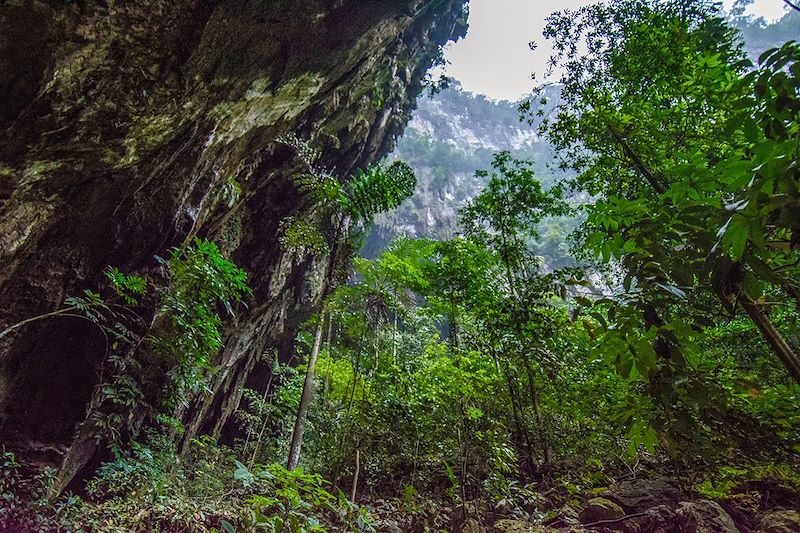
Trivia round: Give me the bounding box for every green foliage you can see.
[3,432,242,532]
[300,216,628,503]
[696,462,800,500]
[222,176,242,207]
[1,447,21,506]
[153,238,251,401]
[461,150,568,293]
[105,267,148,305]
[280,134,416,225]
[346,161,416,223]
[536,0,800,461]
[8,4,800,529]
[79,239,251,445]
[237,463,372,532]
[236,361,304,466]
[5,432,370,532]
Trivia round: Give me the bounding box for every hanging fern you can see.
[279,134,416,224]
[346,160,416,222]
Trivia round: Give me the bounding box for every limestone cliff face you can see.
[366,84,562,255]
[0,0,466,462]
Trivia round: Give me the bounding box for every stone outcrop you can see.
[603,478,686,514]
[757,509,800,533]
[0,0,466,484]
[578,497,625,525]
[676,500,741,533]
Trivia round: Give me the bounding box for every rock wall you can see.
[0,0,466,463]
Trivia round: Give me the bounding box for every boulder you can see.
[675,500,740,533]
[578,497,626,524]
[543,505,581,528]
[604,479,686,513]
[622,504,680,533]
[756,509,800,533]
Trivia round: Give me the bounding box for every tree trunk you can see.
[449,295,459,353]
[323,318,334,398]
[248,370,276,468]
[287,313,326,470]
[501,359,533,471]
[739,290,800,383]
[350,449,360,502]
[521,357,552,465]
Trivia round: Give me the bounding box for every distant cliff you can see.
[366,84,560,248]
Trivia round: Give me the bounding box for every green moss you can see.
[217,208,244,254]
[696,462,800,499]
[45,44,109,94]
[0,163,16,178]
[118,113,183,168]
[21,160,62,186]
[207,74,325,146]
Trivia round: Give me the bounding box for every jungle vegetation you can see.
[2,0,799,531]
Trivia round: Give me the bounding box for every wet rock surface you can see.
[675,500,740,533]
[603,479,687,514]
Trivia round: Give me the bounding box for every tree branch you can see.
[0,308,86,340]
[582,511,649,528]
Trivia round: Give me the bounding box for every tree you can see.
[460,151,567,298]
[458,152,568,466]
[280,135,416,470]
[535,0,800,450]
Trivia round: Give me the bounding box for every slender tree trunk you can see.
[392,313,398,365]
[458,405,469,504]
[348,349,362,415]
[449,295,459,353]
[333,347,362,488]
[287,313,326,470]
[499,218,554,467]
[350,449,360,502]
[498,220,551,465]
[286,213,349,469]
[521,358,552,464]
[411,435,420,487]
[501,359,532,470]
[606,125,667,194]
[739,290,800,383]
[247,370,275,468]
[323,318,334,398]
[498,225,519,300]
[245,368,277,468]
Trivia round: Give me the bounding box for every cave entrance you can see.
[2,317,106,447]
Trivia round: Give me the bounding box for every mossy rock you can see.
[492,519,541,533]
[578,497,625,524]
[757,509,800,533]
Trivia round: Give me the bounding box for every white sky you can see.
[441,0,791,101]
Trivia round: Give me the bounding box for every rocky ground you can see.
[366,477,800,533]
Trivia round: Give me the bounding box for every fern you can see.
[346,160,416,222]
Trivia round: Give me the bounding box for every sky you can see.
[441,0,792,101]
